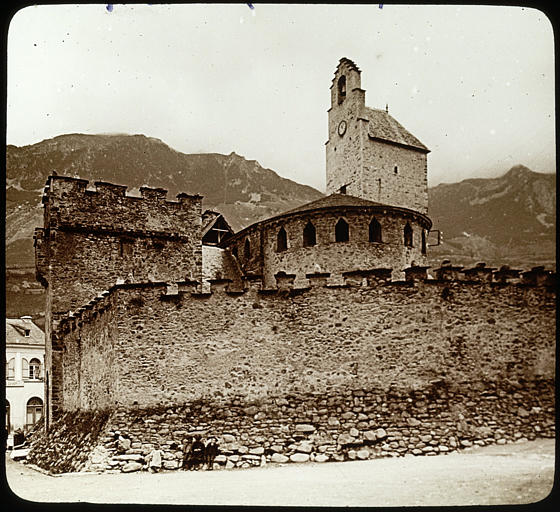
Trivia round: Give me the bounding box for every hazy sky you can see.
[7,3,555,191]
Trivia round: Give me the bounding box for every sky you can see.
[6,3,556,191]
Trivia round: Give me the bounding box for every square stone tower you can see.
[326,58,430,214]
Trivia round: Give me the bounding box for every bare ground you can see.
[4,438,556,507]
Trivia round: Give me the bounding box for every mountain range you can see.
[5,133,556,322]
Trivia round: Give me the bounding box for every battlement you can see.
[53,261,556,340]
[41,175,203,238]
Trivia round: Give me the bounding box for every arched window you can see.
[29,358,42,380]
[26,397,43,428]
[337,75,346,104]
[404,222,413,248]
[421,229,427,255]
[22,358,29,379]
[276,227,287,252]
[369,218,382,243]
[6,359,15,380]
[335,218,349,242]
[244,238,251,260]
[303,221,316,247]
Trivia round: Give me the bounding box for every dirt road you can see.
[5,438,555,507]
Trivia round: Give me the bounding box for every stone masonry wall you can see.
[361,139,429,215]
[227,208,429,287]
[26,379,555,474]
[56,269,555,411]
[36,176,203,314]
[28,265,556,474]
[35,175,204,425]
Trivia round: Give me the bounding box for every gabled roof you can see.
[202,210,234,244]
[6,318,44,346]
[361,107,430,153]
[201,210,222,236]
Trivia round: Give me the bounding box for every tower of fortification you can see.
[34,176,203,425]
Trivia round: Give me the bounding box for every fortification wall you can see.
[54,265,555,412]
[35,175,203,314]
[30,263,555,473]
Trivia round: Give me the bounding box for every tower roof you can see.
[362,107,430,153]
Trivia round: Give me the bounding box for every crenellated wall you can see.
[52,263,555,414]
[26,262,555,474]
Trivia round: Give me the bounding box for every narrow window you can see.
[22,358,29,380]
[244,238,251,260]
[337,75,346,104]
[421,229,427,255]
[26,397,43,428]
[303,221,316,247]
[29,358,42,380]
[394,165,398,174]
[404,222,413,248]
[231,246,238,259]
[6,400,10,433]
[335,218,349,242]
[6,359,15,380]
[24,329,31,337]
[276,227,287,252]
[369,218,382,243]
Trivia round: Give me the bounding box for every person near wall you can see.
[181,436,193,470]
[188,434,205,470]
[204,436,219,470]
[146,444,164,473]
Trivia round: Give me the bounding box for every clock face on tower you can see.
[338,120,347,136]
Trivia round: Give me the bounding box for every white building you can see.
[6,316,45,444]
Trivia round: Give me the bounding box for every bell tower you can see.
[325,58,430,215]
[326,58,366,198]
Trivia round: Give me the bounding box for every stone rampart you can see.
[51,263,555,411]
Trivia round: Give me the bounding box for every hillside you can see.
[6,133,323,268]
[427,165,556,270]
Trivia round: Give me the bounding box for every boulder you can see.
[356,449,370,460]
[364,431,377,442]
[337,433,355,446]
[289,453,310,463]
[121,462,143,473]
[271,453,289,463]
[375,428,387,439]
[315,454,329,463]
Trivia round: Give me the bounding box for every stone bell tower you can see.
[326,58,430,215]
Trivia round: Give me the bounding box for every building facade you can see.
[5,316,45,443]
